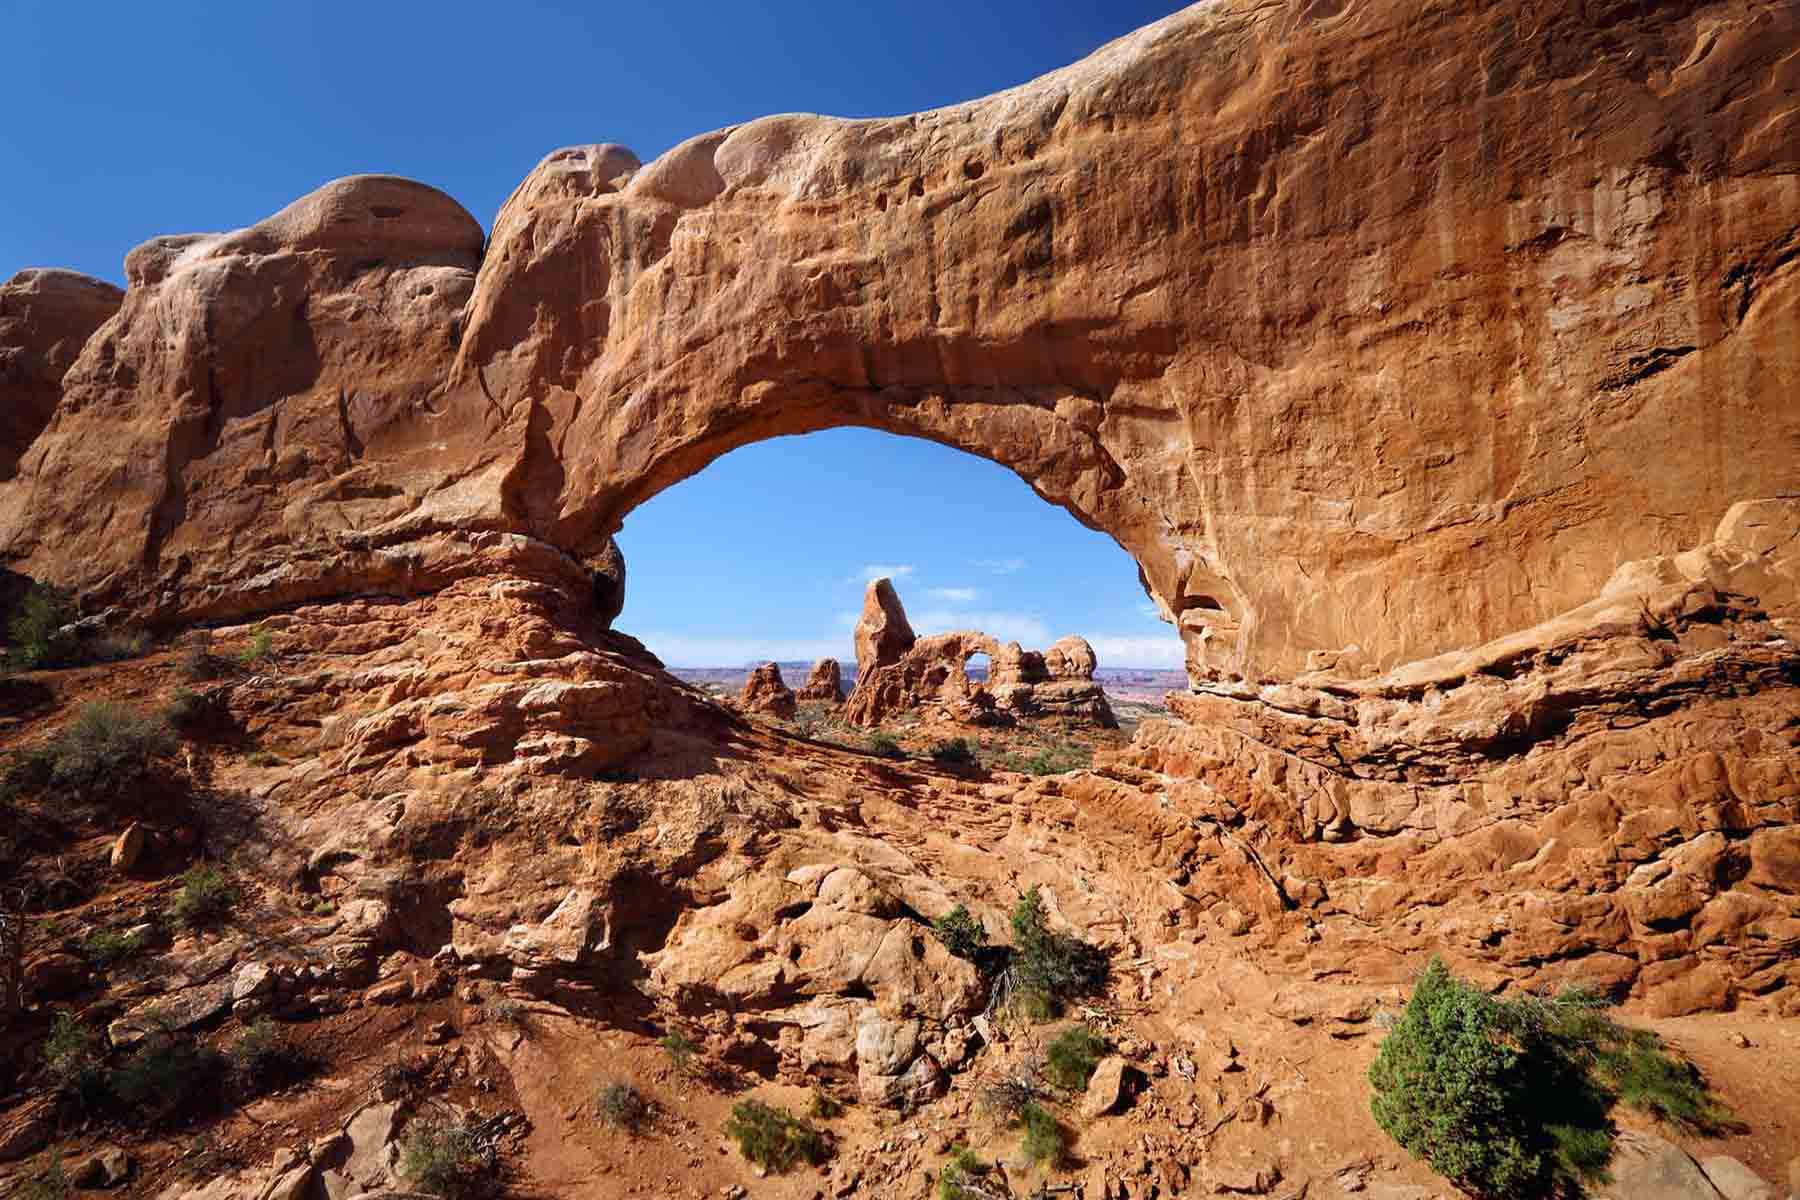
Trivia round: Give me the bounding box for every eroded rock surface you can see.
[796,657,844,703]
[737,660,797,719]
[0,268,121,478]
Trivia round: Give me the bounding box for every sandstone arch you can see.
[1,0,1797,692]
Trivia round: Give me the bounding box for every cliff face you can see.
[2,0,1796,685]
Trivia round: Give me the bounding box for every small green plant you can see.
[978,1061,1044,1123]
[163,688,215,732]
[43,1011,104,1102]
[7,584,79,670]
[20,1148,71,1200]
[110,1033,230,1127]
[179,642,232,682]
[483,995,527,1031]
[168,865,235,929]
[88,629,151,662]
[809,1087,845,1120]
[596,1080,649,1133]
[1002,741,1093,776]
[400,1118,499,1199]
[1369,957,1739,1200]
[938,1145,988,1199]
[660,1029,699,1075]
[2,702,176,804]
[1005,887,1109,1017]
[236,628,275,666]
[867,732,905,760]
[1045,1025,1106,1092]
[929,738,977,766]
[228,1018,311,1093]
[933,904,989,962]
[83,925,152,968]
[1016,1101,1065,1166]
[723,1099,827,1173]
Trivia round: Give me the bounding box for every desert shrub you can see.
[237,628,275,666]
[596,1080,649,1132]
[83,925,152,968]
[20,1149,71,1200]
[1016,1101,1065,1166]
[938,1145,988,1199]
[978,1059,1044,1123]
[228,1018,312,1093]
[110,1034,230,1127]
[929,738,977,766]
[88,629,151,663]
[167,865,235,929]
[2,702,175,804]
[933,904,989,962]
[660,1029,698,1074]
[7,584,79,670]
[179,642,233,682]
[1045,1025,1106,1092]
[808,1087,845,1120]
[483,995,527,1030]
[1369,957,1736,1199]
[1006,887,1108,1016]
[723,1099,827,1172]
[1003,741,1092,776]
[162,687,215,732]
[867,732,905,760]
[400,1118,499,1199]
[43,1012,105,1105]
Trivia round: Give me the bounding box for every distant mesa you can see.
[844,578,1115,729]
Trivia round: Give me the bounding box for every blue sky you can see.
[4,0,1189,667]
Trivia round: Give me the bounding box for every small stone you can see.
[1728,1031,1751,1049]
[366,977,414,1005]
[110,822,148,872]
[1080,1057,1135,1119]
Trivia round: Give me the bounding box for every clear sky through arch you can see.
[616,428,1183,668]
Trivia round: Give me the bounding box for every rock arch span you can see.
[2,0,1798,689]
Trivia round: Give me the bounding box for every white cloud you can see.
[635,632,853,668]
[973,556,1027,574]
[1084,633,1187,668]
[926,587,979,604]
[854,564,915,584]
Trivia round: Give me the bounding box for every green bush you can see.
[7,584,79,669]
[168,865,235,929]
[1016,1101,1064,1166]
[88,630,151,663]
[163,688,215,732]
[938,1146,988,1199]
[724,1099,827,1173]
[400,1118,499,1199]
[1007,887,1108,1016]
[19,1149,71,1200]
[867,732,905,760]
[933,904,989,962]
[1045,1025,1106,1092]
[809,1087,844,1120]
[660,1029,698,1074]
[237,628,275,666]
[228,1019,311,1093]
[596,1081,649,1132]
[929,738,977,766]
[1002,741,1092,776]
[83,926,152,968]
[1369,958,1738,1199]
[43,1012,105,1106]
[2,702,176,804]
[111,1035,229,1127]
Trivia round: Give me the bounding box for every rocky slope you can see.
[0,1,1797,1198]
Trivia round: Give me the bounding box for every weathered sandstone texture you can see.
[797,657,844,703]
[0,269,121,478]
[845,580,1116,727]
[0,0,1795,1019]
[738,660,797,719]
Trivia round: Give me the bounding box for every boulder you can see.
[110,821,149,871]
[1080,1056,1136,1119]
[797,658,844,703]
[71,1147,132,1188]
[1698,1157,1778,1200]
[738,662,796,719]
[1600,1133,1727,1200]
[24,951,89,997]
[0,1103,51,1161]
